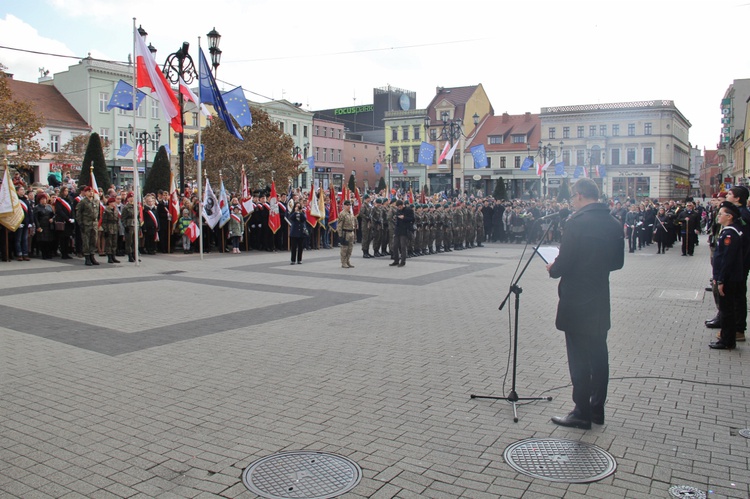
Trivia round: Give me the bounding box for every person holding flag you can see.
[76,186,100,266]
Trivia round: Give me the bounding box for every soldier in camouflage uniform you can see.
[121,192,137,262]
[466,204,476,248]
[385,199,396,258]
[443,203,453,252]
[434,205,444,252]
[337,200,358,268]
[371,198,384,257]
[453,203,463,250]
[359,194,373,258]
[475,203,485,247]
[102,197,121,263]
[410,204,421,256]
[76,186,100,266]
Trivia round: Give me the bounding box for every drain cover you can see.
[668,485,706,498]
[242,451,362,499]
[739,428,750,438]
[504,438,616,483]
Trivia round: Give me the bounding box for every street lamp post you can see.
[537,140,554,199]
[424,112,479,197]
[128,124,161,187]
[155,27,221,193]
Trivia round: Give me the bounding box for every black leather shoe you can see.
[389,262,399,266]
[591,412,605,425]
[709,341,736,350]
[551,412,591,429]
[705,319,722,329]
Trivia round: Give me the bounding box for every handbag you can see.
[302,225,310,237]
[55,221,66,231]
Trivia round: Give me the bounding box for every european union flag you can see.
[198,48,243,140]
[573,166,584,178]
[222,86,253,128]
[418,142,435,166]
[554,162,565,176]
[374,162,381,175]
[107,79,146,111]
[307,156,315,169]
[116,143,133,157]
[597,165,606,177]
[397,162,404,173]
[470,144,487,168]
[520,157,533,171]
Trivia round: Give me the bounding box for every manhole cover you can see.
[668,484,706,498]
[739,428,750,438]
[504,438,616,483]
[242,451,361,499]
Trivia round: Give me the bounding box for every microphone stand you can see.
[471,214,558,422]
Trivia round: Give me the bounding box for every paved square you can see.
[0,242,748,498]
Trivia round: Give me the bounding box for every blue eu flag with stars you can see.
[520,157,533,171]
[222,86,252,128]
[198,48,243,140]
[418,142,435,166]
[374,162,382,175]
[470,144,487,168]
[107,79,146,111]
[554,162,565,176]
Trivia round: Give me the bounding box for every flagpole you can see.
[197,36,204,260]
[132,18,141,266]
[168,173,173,255]
[220,170,225,254]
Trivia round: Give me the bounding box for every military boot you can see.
[84,255,92,266]
[90,254,100,265]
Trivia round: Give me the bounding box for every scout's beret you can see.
[720,201,741,220]
[343,200,351,206]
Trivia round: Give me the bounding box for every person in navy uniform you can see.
[709,202,744,350]
[546,178,624,429]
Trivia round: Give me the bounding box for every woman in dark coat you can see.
[652,206,669,254]
[54,185,75,259]
[33,192,55,259]
[288,202,307,264]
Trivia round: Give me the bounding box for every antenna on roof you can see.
[353,90,356,106]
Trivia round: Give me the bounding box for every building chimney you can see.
[502,112,509,123]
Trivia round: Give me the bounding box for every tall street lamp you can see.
[128,124,161,187]
[424,112,479,197]
[153,27,221,193]
[537,140,554,199]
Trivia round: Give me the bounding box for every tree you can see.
[78,133,110,190]
[347,171,355,191]
[557,177,571,203]
[493,177,508,200]
[143,146,170,195]
[185,107,300,196]
[377,176,386,193]
[0,64,44,175]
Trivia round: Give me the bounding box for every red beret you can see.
[717,191,727,198]
[126,192,134,199]
[107,197,117,204]
[82,186,93,193]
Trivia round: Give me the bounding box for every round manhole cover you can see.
[739,428,750,439]
[504,438,616,483]
[668,484,706,498]
[242,451,362,499]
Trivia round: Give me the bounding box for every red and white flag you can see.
[90,168,105,227]
[185,221,200,242]
[445,140,460,161]
[240,169,254,217]
[438,141,451,163]
[178,76,209,116]
[136,143,144,163]
[268,181,280,234]
[135,26,182,133]
[169,174,180,223]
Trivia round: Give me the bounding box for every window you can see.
[279,122,285,133]
[315,125,319,136]
[402,126,409,141]
[485,157,492,168]
[99,92,109,113]
[136,103,145,118]
[644,123,652,135]
[49,133,60,153]
[119,129,128,147]
[293,124,298,136]
[627,148,636,164]
[512,135,525,144]
[337,150,342,162]
[628,123,635,136]
[589,125,596,137]
[151,136,158,150]
[413,125,420,140]
[612,124,619,136]
[118,107,129,116]
[99,128,109,143]
[600,125,607,136]
[563,127,570,139]
[303,125,308,138]
[322,126,327,137]
[489,136,503,144]
[315,147,320,161]
[402,147,410,162]
[549,127,556,139]
[322,148,327,161]
[151,100,159,119]
[413,146,419,160]
[576,150,585,165]
[500,156,506,168]
[430,129,437,140]
[392,127,398,141]
[192,112,199,127]
[562,151,570,165]
[514,156,521,168]
[611,148,620,165]
[577,126,584,138]
[643,147,653,165]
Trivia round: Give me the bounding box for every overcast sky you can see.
[2,0,749,152]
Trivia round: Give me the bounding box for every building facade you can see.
[382,109,428,194]
[540,100,692,201]
[343,138,384,193]
[718,79,750,186]
[311,118,345,191]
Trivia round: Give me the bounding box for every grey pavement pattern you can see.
[0,240,748,498]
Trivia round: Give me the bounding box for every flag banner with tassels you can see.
[317,186,326,227]
[328,185,338,230]
[306,188,320,226]
[135,26,182,132]
[218,179,230,228]
[90,168,104,227]
[597,165,607,177]
[0,168,23,231]
[198,48,243,140]
[240,168,254,217]
[397,162,404,173]
[268,181,281,234]
[340,185,350,211]
[202,178,222,229]
[169,174,180,224]
[353,187,362,217]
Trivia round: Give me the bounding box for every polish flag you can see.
[178,76,209,116]
[268,181,280,234]
[90,168,105,227]
[136,143,144,163]
[169,174,180,223]
[445,140,460,161]
[135,26,182,133]
[240,168,254,217]
[185,221,200,242]
[438,141,450,163]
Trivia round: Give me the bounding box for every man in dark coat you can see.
[389,200,414,267]
[677,201,701,256]
[546,178,624,429]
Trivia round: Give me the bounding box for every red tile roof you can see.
[468,112,541,152]
[7,78,90,131]
[426,85,487,123]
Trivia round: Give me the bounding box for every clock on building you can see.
[399,94,410,111]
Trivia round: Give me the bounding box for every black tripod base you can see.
[471,391,552,423]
